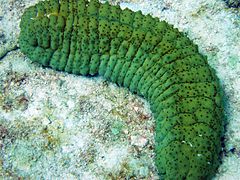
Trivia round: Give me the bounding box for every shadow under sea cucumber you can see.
[19,0,225,179]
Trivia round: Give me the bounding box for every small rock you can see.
[0,125,8,140]
[131,135,148,147]
[133,106,139,112]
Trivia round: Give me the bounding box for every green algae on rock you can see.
[19,0,224,179]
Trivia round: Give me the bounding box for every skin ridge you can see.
[19,0,225,179]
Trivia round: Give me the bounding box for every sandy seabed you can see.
[0,0,240,179]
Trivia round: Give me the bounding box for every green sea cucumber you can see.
[19,0,224,179]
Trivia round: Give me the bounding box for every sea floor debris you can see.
[0,0,240,179]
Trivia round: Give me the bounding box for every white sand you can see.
[0,0,239,179]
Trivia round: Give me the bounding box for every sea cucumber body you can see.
[19,0,224,179]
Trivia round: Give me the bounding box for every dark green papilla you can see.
[19,0,224,179]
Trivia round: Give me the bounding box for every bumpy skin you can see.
[19,0,224,179]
